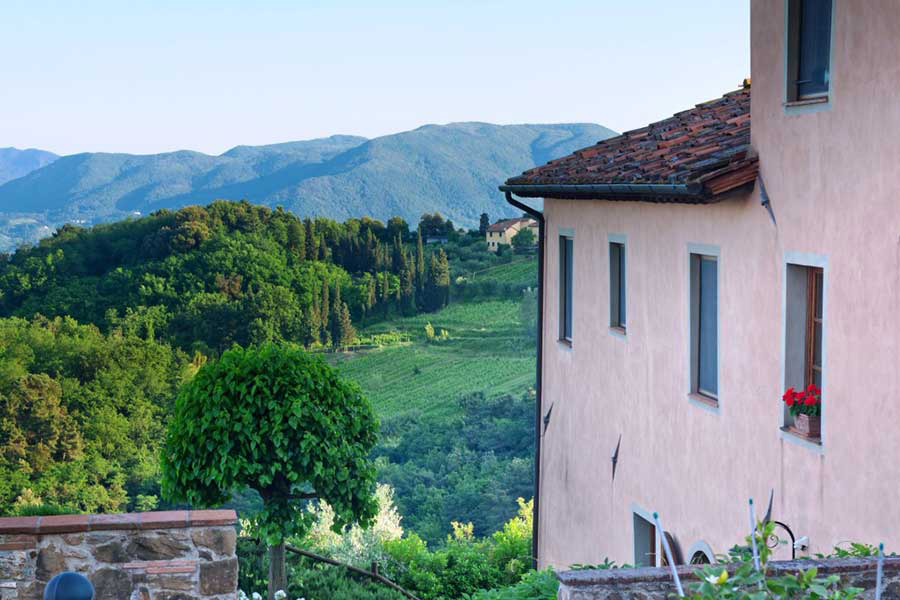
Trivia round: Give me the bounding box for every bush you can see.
[464,569,558,600]
[489,498,533,585]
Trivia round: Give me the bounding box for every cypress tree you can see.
[415,228,426,308]
[381,271,391,316]
[304,219,317,260]
[318,233,328,261]
[330,283,342,348]
[287,220,306,261]
[436,248,450,308]
[366,276,376,315]
[392,235,405,275]
[425,252,440,312]
[320,283,330,345]
[479,213,490,236]
[337,302,356,347]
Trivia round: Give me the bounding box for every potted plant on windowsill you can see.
[782,384,821,438]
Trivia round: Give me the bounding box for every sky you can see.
[1,1,750,156]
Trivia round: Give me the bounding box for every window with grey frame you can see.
[784,264,824,430]
[609,242,626,330]
[787,0,833,101]
[559,235,574,342]
[690,254,718,400]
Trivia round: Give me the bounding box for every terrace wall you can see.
[557,557,900,600]
[0,509,238,600]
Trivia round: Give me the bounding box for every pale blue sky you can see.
[2,1,749,156]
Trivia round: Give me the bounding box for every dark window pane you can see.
[610,243,625,327]
[797,0,832,97]
[813,369,822,388]
[813,321,822,366]
[698,257,718,395]
[564,238,573,339]
[814,271,823,318]
[619,246,626,326]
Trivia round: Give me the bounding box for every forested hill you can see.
[0,147,58,185]
[0,201,454,355]
[0,123,615,233]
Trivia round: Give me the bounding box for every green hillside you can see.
[331,298,535,420]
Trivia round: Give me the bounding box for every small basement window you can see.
[787,0,833,102]
[559,234,574,342]
[633,513,658,567]
[609,241,626,331]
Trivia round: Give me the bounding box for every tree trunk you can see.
[268,541,286,600]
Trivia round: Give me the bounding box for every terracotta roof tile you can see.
[486,218,532,233]
[504,86,756,199]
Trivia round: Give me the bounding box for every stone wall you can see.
[557,557,900,600]
[0,509,238,600]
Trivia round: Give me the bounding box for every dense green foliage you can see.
[463,569,558,600]
[375,392,534,545]
[162,344,379,545]
[0,123,615,248]
[0,201,458,354]
[0,315,189,514]
[689,522,865,600]
[239,494,535,600]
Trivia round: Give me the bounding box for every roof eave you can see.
[498,182,712,204]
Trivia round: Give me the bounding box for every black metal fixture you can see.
[763,489,797,559]
[757,175,777,225]
[43,572,94,600]
[611,434,621,481]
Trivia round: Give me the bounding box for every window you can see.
[633,513,657,567]
[787,0,833,101]
[785,263,824,434]
[609,241,626,330]
[806,268,824,388]
[559,235,574,342]
[690,254,718,400]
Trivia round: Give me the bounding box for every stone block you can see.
[191,527,236,558]
[127,532,192,561]
[90,567,133,598]
[198,557,238,595]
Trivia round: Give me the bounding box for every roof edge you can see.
[498,182,707,202]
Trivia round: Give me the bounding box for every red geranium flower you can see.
[804,394,817,406]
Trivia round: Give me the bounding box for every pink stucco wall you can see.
[537,0,900,569]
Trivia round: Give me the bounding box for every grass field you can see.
[468,257,537,285]
[329,299,535,420]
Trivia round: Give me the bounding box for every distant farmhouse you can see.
[485,218,537,252]
[500,0,900,571]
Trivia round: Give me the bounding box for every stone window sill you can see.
[784,96,828,108]
[688,392,719,413]
[609,326,626,338]
[780,425,822,446]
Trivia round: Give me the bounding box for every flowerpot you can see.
[793,414,821,438]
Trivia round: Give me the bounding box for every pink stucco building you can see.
[501,0,900,570]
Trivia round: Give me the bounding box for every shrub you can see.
[463,568,558,600]
[489,498,533,585]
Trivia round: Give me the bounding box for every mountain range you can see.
[0,122,615,250]
[0,148,59,185]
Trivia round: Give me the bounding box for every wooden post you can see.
[269,541,286,600]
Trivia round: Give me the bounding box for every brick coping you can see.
[557,557,900,587]
[0,509,237,535]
